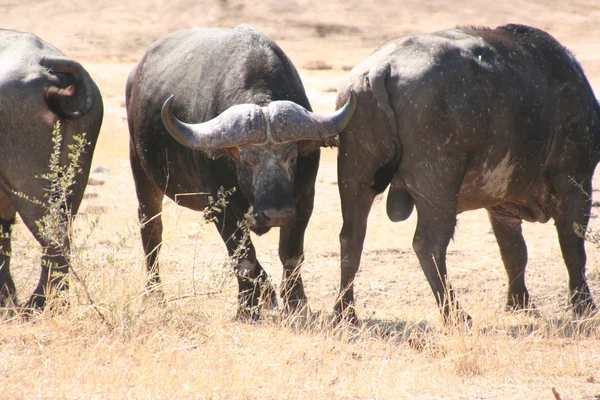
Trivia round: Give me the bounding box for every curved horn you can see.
[161,95,267,151]
[41,56,96,119]
[267,90,358,142]
[308,89,358,138]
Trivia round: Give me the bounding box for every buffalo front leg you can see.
[0,217,17,307]
[336,182,376,323]
[278,217,309,314]
[277,153,320,313]
[214,210,273,320]
[488,210,535,311]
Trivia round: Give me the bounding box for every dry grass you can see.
[3,0,600,398]
[3,154,600,399]
[2,261,600,399]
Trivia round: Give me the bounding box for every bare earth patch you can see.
[303,60,333,70]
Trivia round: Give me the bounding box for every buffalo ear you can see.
[297,140,323,156]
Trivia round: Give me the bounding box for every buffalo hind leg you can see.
[26,243,70,310]
[412,203,470,326]
[0,191,18,307]
[138,197,164,293]
[488,210,535,312]
[278,222,309,314]
[16,204,71,310]
[552,176,596,315]
[214,209,273,320]
[131,153,165,293]
[336,182,376,323]
[0,216,17,308]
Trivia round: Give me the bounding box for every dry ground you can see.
[2,0,600,399]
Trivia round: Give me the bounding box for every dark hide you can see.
[126,25,346,318]
[0,29,103,310]
[335,24,600,323]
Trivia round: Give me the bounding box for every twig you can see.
[154,333,215,362]
[552,387,562,400]
[69,265,108,325]
[166,291,226,303]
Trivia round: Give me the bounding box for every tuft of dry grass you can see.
[2,291,600,399]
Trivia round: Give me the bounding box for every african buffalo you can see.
[0,30,103,310]
[335,24,599,323]
[126,25,356,318]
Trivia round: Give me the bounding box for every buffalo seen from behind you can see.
[335,24,599,324]
[0,30,103,310]
[126,25,356,318]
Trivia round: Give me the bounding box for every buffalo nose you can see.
[261,207,295,226]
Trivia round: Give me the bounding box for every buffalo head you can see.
[161,91,357,231]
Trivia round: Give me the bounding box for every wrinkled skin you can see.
[335,24,600,324]
[0,30,103,310]
[126,25,339,318]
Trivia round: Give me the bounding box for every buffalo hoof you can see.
[506,292,539,316]
[235,304,261,322]
[282,298,309,316]
[280,283,308,315]
[24,291,70,315]
[237,284,263,322]
[0,289,19,319]
[571,291,596,318]
[0,290,18,309]
[442,309,473,329]
[261,281,278,311]
[24,293,46,310]
[145,278,165,297]
[332,303,359,326]
[0,279,17,301]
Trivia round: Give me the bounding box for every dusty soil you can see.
[3,1,600,399]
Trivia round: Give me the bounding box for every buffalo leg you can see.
[336,182,376,322]
[552,176,595,315]
[0,191,17,307]
[278,214,309,313]
[278,152,319,312]
[412,201,470,325]
[213,208,272,320]
[0,217,17,307]
[26,242,70,309]
[131,152,164,291]
[138,198,163,291]
[488,210,534,311]
[16,205,70,310]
